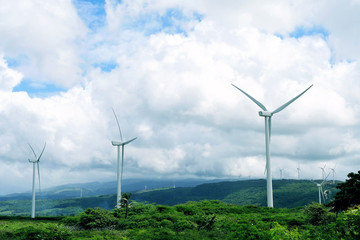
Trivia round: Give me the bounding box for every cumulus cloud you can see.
[0,0,359,194]
[0,56,23,91]
[0,0,87,87]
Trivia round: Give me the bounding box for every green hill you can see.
[133,179,339,208]
[0,179,340,216]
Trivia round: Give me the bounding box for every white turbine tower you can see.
[311,173,330,204]
[111,108,137,208]
[28,142,46,219]
[232,84,313,207]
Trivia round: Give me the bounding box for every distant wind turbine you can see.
[311,173,330,204]
[28,142,46,219]
[279,168,284,179]
[232,83,313,207]
[329,165,337,184]
[297,165,301,180]
[319,164,327,180]
[111,108,137,208]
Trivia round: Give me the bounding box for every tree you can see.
[329,170,360,212]
[304,202,335,225]
[119,192,133,219]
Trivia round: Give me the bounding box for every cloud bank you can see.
[0,0,359,194]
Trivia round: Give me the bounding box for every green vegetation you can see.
[1,201,360,239]
[2,173,359,239]
[329,170,360,212]
[134,179,339,207]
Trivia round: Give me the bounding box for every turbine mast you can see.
[31,162,36,219]
[265,116,273,207]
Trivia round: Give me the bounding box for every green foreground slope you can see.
[1,201,359,240]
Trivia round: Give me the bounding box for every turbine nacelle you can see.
[112,141,122,146]
[112,137,137,146]
[259,111,272,117]
[28,159,39,163]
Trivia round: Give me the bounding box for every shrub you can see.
[78,207,117,229]
[174,219,195,231]
[345,205,360,238]
[175,204,199,216]
[304,202,335,226]
[15,225,72,240]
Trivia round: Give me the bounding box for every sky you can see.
[0,0,359,195]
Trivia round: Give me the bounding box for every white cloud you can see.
[0,56,23,91]
[0,0,87,87]
[0,0,360,195]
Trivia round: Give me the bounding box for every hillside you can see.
[133,179,339,208]
[0,179,340,216]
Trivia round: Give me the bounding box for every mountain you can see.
[0,178,234,201]
[0,179,340,216]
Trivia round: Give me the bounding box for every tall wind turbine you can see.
[28,142,46,219]
[232,83,313,207]
[111,108,137,208]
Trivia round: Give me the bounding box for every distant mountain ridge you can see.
[0,178,234,201]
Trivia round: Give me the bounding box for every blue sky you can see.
[0,0,359,195]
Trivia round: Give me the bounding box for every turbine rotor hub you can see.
[258,111,272,117]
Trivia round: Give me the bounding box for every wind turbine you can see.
[311,173,330,204]
[297,165,301,180]
[28,142,46,219]
[319,164,327,180]
[329,165,336,184]
[111,108,137,208]
[232,83,313,207]
[279,168,284,179]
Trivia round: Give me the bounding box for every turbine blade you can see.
[28,143,37,159]
[321,172,331,184]
[264,163,267,175]
[320,186,326,203]
[37,162,41,192]
[122,137,137,145]
[231,84,267,111]
[112,108,123,142]
[38,142,46,160]
[271,84,313,114]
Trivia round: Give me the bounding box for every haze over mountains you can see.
[0,178,227,201]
